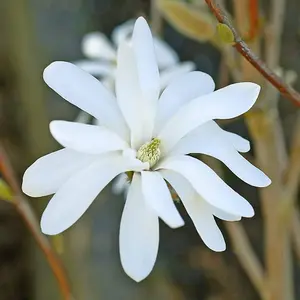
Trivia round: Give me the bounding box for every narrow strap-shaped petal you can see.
[22,149,96,197]
[153,36,179,69]
[159,62,196,91]
[154,71,215,135]
[41,153,146,235]
[115,42,149,148]
[183,200,226,251]
[132,17,160,105]
[171,122,270,187]
[43,61,129,141]
[50,121,129,154]
[141,171,184,228]
[224,131,250,153]
[157,155,254,217]
[162,170,241,222]
[120,173,159,282]
[212,207,241,221]
[81,32,116,60]
[112,20,178,69]
[161,170,226,251]
[172,120,250,153]
[158,82,260,153]
[74,60,115,77]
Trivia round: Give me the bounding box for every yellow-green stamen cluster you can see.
[136,138,161,168]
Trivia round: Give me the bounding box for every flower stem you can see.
[204,0,300,106]
[0,145,73,300]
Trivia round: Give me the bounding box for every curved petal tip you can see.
[258,174,272,187]
[43,61,81,88]
[211,242,226,252]
[135,16,148,27]
[40,215,60,236]
[124,269,150,283]
[243,204,255,218]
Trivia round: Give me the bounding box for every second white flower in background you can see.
[74,19,195,90]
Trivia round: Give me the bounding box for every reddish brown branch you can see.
[204,0,300,106]
[0,146,73,300]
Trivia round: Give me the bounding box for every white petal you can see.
[158,82,260,153]
[122,148,138,161]
[153,36,179,69]
[74,60,115,77]
[212,207,241,221]
[159,62,196,91]
[171,122,271,187]
[22,149,95,197]
[43,62,129,141]
[120,173,159,282]
[82,32,116,60]
[50,121,129,154]
[41,153,146,235]
[161,169,241,222]
[161,170,225,251]
[157,155,254,217]
[154,71,215,135]
[224,131,250,153]
[111,19,135,46]
[115,42,149,148]
[113,20,178,69]
[182,199,226,251]
[141,171,184,228]
[132,17,160,104]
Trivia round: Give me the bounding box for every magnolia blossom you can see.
[74,19,195,90]
[22,17,271,282]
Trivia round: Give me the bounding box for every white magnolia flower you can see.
[74,19,195,90]
[22,17,271,282]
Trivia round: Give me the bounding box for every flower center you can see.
[136,138,161,168]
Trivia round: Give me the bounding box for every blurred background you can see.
[0,0,299,299]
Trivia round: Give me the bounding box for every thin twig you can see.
[0,145,73,300]
[232,0,249,40]
[284,114,300,268]
[204,0,300,106]
[218,52,230,88]
[263,0,287,110]
[151,0,163,35]
[247,0,259,41]
[283,113,300,200]
[292,210,300,262]
[225,222,268,300]
[264,0,286,69]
